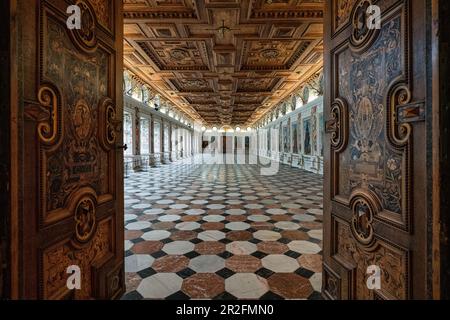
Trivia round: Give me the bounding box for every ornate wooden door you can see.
[17,0,124,299]
[323,0,430,299]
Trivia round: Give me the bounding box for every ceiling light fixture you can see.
[206,20,239,38]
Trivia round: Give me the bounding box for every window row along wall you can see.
[256,97,324,175]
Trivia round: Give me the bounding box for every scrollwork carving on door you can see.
[99,97,119,150]
[69,0,98,53]
[331,1,412,229]
[350,0,380,52]
[37,83,63,145]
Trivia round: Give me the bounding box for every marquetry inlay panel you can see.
[323,0,431,300]
[124,0,324,126]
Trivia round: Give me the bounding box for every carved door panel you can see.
[323,0,429,299]
[18,0,124,299]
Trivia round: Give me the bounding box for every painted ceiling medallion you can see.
[170,49,189,60]
[123,1,324,126]
[260,48,280,60]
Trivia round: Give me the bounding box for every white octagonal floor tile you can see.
[137,273,183,299]
[308,229,323,240]
[189,255,225,273]
[288,241,321,254]
[125,254,154,273]
[261,254,299,272]
[175,221,201,231]
[126,221,151,231]
[142,230,171,241]
[225,222,250,231]
[225,274,268,299]
[198,230,226,241]
[253,230,282,241]
[185,209,205,216]
[274,221,300,230]
[203,215,225,222]
[162,241,195,255]
[226,241,257,255]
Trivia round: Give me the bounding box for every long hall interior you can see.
[4,0,448,301]
[121,0,325,299]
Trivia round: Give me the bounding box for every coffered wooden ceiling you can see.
[123,0,324,126]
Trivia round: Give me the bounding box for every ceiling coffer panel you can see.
[124,0,324,126]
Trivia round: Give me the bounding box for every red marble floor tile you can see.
[301,222,322,229]
[226,230,253,241]
[250,222,274,230]
[153,204,169,209]
[195,242,226,255]
[181,215,201,222]
[226,215,247,222]
[170,230,197,241]
[137,214,158,222]
[257,241,289,254]
[201,222,225,230]
[152,255,190,272]
[267,273,314,299]
[281,230,309,240]
[151,221,176,230]
[298,254,322,273]
[287,208,307,215]
[271,215,292,222]
[248,209,265,215]
[182,273,225,299]
[125,230,143,240]
[131,241,164,254]
[165,209,183,214]
[125,273,142,292]
[207,209,224,215]
[225,255,262,272]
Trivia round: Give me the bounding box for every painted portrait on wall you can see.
[292,121,298,154]
[283,123,290,153]
[297,113,302,154]
[304,118,312,155]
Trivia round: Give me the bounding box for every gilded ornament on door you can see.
[74,197,96,243]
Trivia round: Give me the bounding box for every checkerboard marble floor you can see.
[122,159,323,300]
